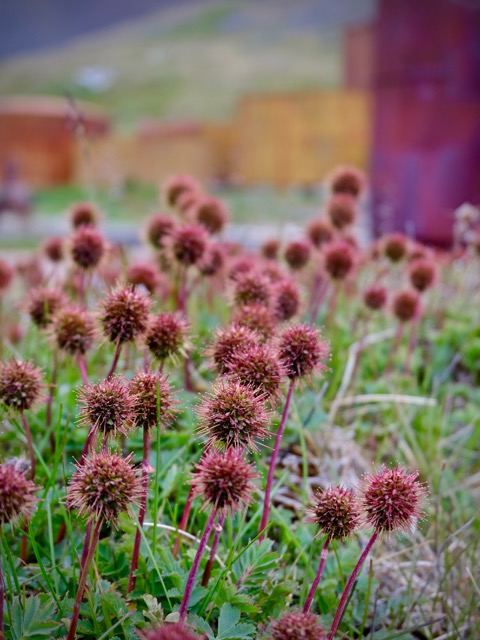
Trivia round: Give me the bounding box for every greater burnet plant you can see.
[227,343,285,401]
[207,323,258,375]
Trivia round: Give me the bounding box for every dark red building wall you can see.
[370,0,480,246]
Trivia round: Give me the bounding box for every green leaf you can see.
[215,603,255,639]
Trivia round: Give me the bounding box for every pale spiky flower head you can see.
[233,270,273,308]
[43,236,64,263]
[324,240,355,281]
[232,303,277,343]
[306,486,360,541]
[0,359,43,412]
[69,201,99,229]
[67,451,142,525]
[273,277,301,322]
[227,343,285,400]
[261,238,280,260]
[70,226,106,270]
[52,304,96,355]
[383,232,408,263]
[0,458,38,525]
[326,193,357,230]
[26,287,65,329]
[194,196,228,234]
[171,223,208,267]
[361,465,427,534]
[197,379,270,450]
[363,284,387,312]
[306,217,333,249]
[207,323,258,374]
[284,239,312,271]
[145,213,176,250]
[163,174,199,209]
[100,286,151,345]
[78,377,135,439]
[129,371,178,431]
[408,258,437,293]
[327,165,366,199]
[145,312,189,363]
[278,324,330,380]
[392,289,420,323]
[0,258,14,293]
[191,448,258,514]
[138,622,200,640]
[267,611,325,640]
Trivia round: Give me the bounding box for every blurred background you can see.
[0,0,479,247]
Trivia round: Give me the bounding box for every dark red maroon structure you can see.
[370,0,480,246]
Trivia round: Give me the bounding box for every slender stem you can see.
[404,307,421,375]
[327,530,379,639]
[127,425,151,593]
[385,323,403,376]
[80,520,93,571]
[76,354,89,385]
[46,350,58,430]
[106,340,122,380]
[259,378,295,540]
[0,542,4,640]
[81,428,95,459]
[67,519,102,640]
[201,512,225,587]
[173,486,194,557]
[20,412,35,479]
[303,536,331,613]
[178,508,217,623]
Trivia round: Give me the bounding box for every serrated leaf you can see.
[215,603,254,639]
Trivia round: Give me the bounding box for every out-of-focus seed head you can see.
[361,465,427,534]
[26,287,65,329]
[145,213,176,250]
[262,261,287,284]
[191,448,257,514]
[70,226,106,270]
[126,262,162,295]
[227,343,285,400]
[145,312,189,363]
[16,256,44,288]
[0,459,38,525]
[171,223,208,266]
[0,259,14,292]
[198,242,226,277]
[67,451,142,525]
[100,287,151,345]
[324,240,355,281]
[78,377,134,439]
[383,233,408,263]
[207,323,258,374]
[138,622,200,640]
[177,190,200,217]
[278,324,330,380]
[232,303,277,342]
[233,270,273,308]
[327,165,365,199]
[163,174,199,209]
[43,236,64,263]
[408,258,437,293]
[228,255,256,281]
[273,278,301,322]
[198,379,270,450]
[267,611,325,640]
[261,238,281,260]
[284,239,311,271]
[194,196,228,234]
[52,304,96,355]
[326,193,357,230]
[70,201,99,229]
[306,218,334,249]
[130,371,178,431]
[363,284,387,312]
[306,486,360,540]
[0,359,43,412]
[392,289,420,323]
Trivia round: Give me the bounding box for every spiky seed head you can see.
[0,359,43,412]
[163,174,199,208]
[383,233,408,263]
[284,240,311,271]
[191,448,257,514]
[70,226,106,270]
[408,258,437,292]
[177,190,200,217]
[127,262,162,294]
[70,201,99,228]
[207,323,258,374]
[52,304,96,355]
[145,213,176,250]
[273,278,301,322]
[392,289,420,323]
[233,270,273,308]
[232,303,276,342]
[227,343,285,399]
[16,256,43,288]
[306,218,333,249]
[361,465,427,534]
[363,284,387,311]
[326,193,357,230]
[78,377,134,439]
[327,165,365,199]
[130,371,178,431]
[138,622,200,640]
[261,238,281,260]
[0,258,14,292]
[100,287,151,345]
[0,459,38,525]
[324,240,355,280]
[171,223,208,266]
[145,313,189,363]
[228,255,257,281]
[262,261,287,284]
[26,288,65,328]
[278,324,330,380]
[268,611,325,640]
[67,451,142,525]
[194,196,228,234]
[198,243,226,277]
[306,486,360,540]
[197,379,270,450]
[43,236,64,262]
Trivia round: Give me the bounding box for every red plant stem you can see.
[127,425,151,593]
[67,519,102,640]
[201,512,225,587]
[173,485,194,558]
[0,546,4,639]
[259,378,295,540]
[81,427,95,459]
[327,530,379,639]
[80,520,93,570]
[178,508,217,623]
[303,536,331,613]
[76,354,89,385]
[106,340,122,380]
[21,412,35,479]
[311,281,329,325]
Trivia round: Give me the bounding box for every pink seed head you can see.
[100,286,151,345]
[408,258,437,293]
[363,284,387,312]
[324,240,355,281]
[70,226,106,270]
[69,201,99,229]
[306,218,334,249]
[383,233,408,263]
[306,486,360,540]
[52,304,96,355]
[78,377,135,439]
[130,371,178,431]
[232,303,277,343]
[278,324,330,380]
[0,359,43,412]
[43,236,64,263]
[392,289,420,323]
[0,459,38,525]
[233,270,273,308]
[145,213,176,250]
[207,323,258,375]
[268,611,325,640]
[126,262,163,294]
[26,287,65,329]
[326,193,357,230]
[327,165,366,199]
[227,343,285,400]
[194,196,228,234]
[273,277,301,322]
[284,239,312,271]
[163,174,200,209]
[145,312,189,363]
[261,238,281,260]
[171,223,208,266]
